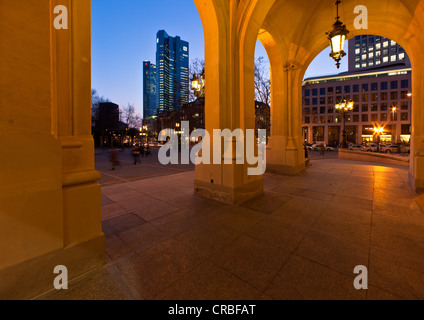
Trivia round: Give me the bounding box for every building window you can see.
[328,116,334,123]
[381,82,388,90]
[369,52,374,59]
[383,49,389,56]
[369,45,374,52]
[353,115,360,123]
[401,80,409,89]
[312,98,318,105]
[362,114,369,122]
[353,105,360,113]
[383,56,389,63]
[362,105,369,112]
[391,113,398,121]
[381,113,388,121]
[362,84,369,92]
[320,88,326,95]
[305,99,310,106]
[362,62,367,68]
[376,59,381,65]
[344,86,351,93]
[376,51,381,57]
[391,47,398,54]
[381,92,388,100]
[391,55,397,62]
[371,104,378,112]
[399,53,405,60]
[328,87,334,94]
[355,64,360,69]
[312,107,318,114]
[336,86,342,94]
[376,43,381,50]
[353,85,360,93]
[304,108,311,115]
[320,116,326,124]
[304,89,310,97]
[320,106,326,113]
[401,101,409,110]
[383,41,389,48]
[320,97,326,105]
[401,91,409,99]
[391,40,397,46]
[312,116,318,124]
[328,107,334,113]
[304,117,310,124]
[352,94,360,102]
[371,114,378,121]
[401,113,409,121]
[355,48,361,54]
[362,94,369,102]
[362,54,367,60]
[371,93,378,101]
[328,97,334,104]
[355,56,361,62]
[371,83,378,91]
[312,89,318,96]
[390,92,398,100]
[381,103,388,111]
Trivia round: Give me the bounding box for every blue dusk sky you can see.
[92,0,348,117]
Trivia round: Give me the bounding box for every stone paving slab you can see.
[42,160,424,300]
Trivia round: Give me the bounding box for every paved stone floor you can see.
[42,159,424,300]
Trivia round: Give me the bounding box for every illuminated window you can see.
[355,48,360,54]
[383,56,389,63]
[399,53,405,60]
[383,41,389,48]
[391,55,397,62]
[369,52,374,59]
[376,60,381,65]
[362,54,367,60]
[391,40,397,46]
[376,43,381,50]
[362,62,367,68]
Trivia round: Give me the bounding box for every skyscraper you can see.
[156,30,189,113]
[348,35,411,72]
[143,61,157,119]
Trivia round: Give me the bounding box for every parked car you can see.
[381,145,409,154]
[365,144,379,152]
[381,145,401,153]
[348,144,366,151]
[325,145,337,151]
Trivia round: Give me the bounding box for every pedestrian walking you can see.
[110,148,119,170]
[140,144,145,157]
[145,144,151,157]
[133,145,141,165]
[319,143,325,156]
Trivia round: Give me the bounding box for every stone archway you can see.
[193,0,424,192]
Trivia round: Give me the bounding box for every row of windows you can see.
[304,113,409,124]
[305,92,411,106]
[304,103,409,116]
[355,54,406,69]
[304,80,409,96]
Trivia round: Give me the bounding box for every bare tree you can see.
[120,103,141,129]
[91,89,111,120]
[255,56,271,107]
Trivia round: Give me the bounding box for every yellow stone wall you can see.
[0,0,104,299]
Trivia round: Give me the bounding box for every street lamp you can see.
[335,97,354,148]
[326,0,350,69]
[374,126,384,152]
[191,69,205,98]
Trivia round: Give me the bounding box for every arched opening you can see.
[302,34,413,158]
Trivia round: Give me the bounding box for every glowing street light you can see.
[335,97,354,148]
[374,125,385,152]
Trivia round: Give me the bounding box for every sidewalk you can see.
[43,159,424,300]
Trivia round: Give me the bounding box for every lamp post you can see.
[326,0,350,69]
[374,126,384,153]
[191,69,205,99]
[335,98,354,148]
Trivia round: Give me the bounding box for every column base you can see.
[0,235,105,300]
[409,172,424,194]
[266,163,306,176]
[194,178,264,204]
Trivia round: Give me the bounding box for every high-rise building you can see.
[156,30,189,113]
[143,61,157,119]
[302,35,413,146]
[348,35,411,72]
